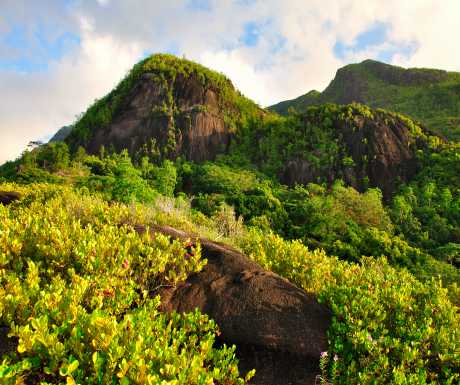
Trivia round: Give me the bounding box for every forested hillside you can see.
[1,54,459,385]
[270,59,460,141]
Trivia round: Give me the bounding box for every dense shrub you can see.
[140,158,177,197]
[391,144,460,264]
[0,184,251,385]
[239,229,460,385]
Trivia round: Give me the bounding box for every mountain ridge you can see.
[54,54,441,198]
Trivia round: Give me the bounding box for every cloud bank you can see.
[1,0,459,163]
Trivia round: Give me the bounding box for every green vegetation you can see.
[177,160,460,295]
[1,54,459,384]
[0,184,253,384]
[227,103,438,186]
[391,143,460,270]
[1,180,458,384]
[270,59,460,140]
[2,130,458,294]
[240,231,459,384]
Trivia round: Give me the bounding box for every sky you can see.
[1,0,460,164]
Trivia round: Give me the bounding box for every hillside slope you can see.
[49,125,73,142]
[231,103,438,198]
[269,59,460,140]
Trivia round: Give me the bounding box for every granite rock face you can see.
[280,111,424,199]
[83,72,234,162]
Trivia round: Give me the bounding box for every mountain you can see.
[1,53,459,385]
[65,53,262,161]
[61,54,437,198]
[269,59,460,140]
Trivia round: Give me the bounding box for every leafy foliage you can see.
[239,230,460,385]
[0,184,250,385]
[391,143,460,265]
[79,151,158,204]
[0,172,458,384]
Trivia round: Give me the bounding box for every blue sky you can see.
[1,0,459,164]
[333,22,417,64]
[1,26,80,72]
[1,9,411,74]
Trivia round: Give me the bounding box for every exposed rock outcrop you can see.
[139,224,331,385]
[0,191,21,205]
[66,54,262,162]
[279,106,429,198]
[86,73,232,161]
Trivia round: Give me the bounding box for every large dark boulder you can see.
[0,222,331,384]
[142,224,331,385]
[0,191,21,205]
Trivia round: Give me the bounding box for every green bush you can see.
[239,229,460,385]
[0,183,251,385]
[391,144,460,263]
[78,151,157,203]
[141,158,177,197]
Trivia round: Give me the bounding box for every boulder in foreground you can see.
[144,224,331,385]
[0,191,21,205]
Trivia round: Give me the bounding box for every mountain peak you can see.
[65,53,261,161]
[334,58,450,87]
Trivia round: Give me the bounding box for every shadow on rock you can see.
[0,326,17,357]
[0,191,21,206]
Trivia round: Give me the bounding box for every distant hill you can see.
[269,59,460,140]
[49,125,73,142]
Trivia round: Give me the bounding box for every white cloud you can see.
[1,0,460,163]
[0,28,143,164]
